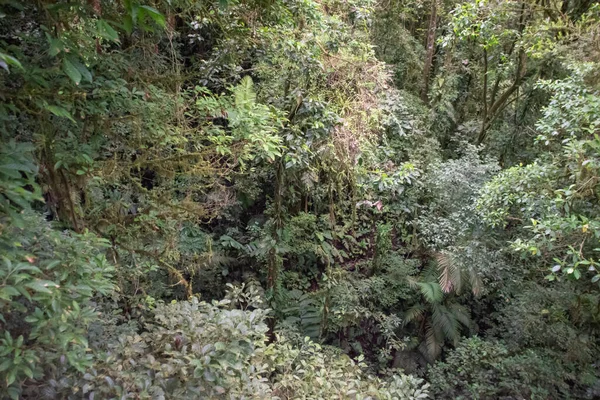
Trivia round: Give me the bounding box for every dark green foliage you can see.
[2,0,600,398]
[0,214,115,398]
[429,336,598,399]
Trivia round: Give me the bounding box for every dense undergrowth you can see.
[1,0,600,398]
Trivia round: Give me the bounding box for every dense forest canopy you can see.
[1,0,600,398]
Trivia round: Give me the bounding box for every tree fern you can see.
[405,271,474,362]
[416,281,443,303]
[448,303,473,332]
[404,304,427,325]
[432,304,460,344]
[415,302,473,362]
[436,250,483,296]
[422,321,443,361]
[436,252,462,294]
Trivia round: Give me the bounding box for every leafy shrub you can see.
[0,214,114,399]
[268,335,430,400]
[63,296,273,399]
[428,336,594,399]
[18,281,430,399]
[417,146,499,249]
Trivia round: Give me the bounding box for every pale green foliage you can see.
[70,296,273,399]
[45,285,428,399]
[268,335,430,400]
[477,162,558,227]
[535,63,600,143]
[196,76,284,164]
[417,145,499,249]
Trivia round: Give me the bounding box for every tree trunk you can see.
[421,0,438,103]
[267,161,283,291]
[477,50,527,144]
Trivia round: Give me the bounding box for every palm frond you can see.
[188,252,236,273]
[406,275,420,289]
[422,321,443,361]
[436,251,462,294]
[432,304,459,344]
[468,266,484,296]
[417,281,443,303]
[403,304,426,326]
[448,303,473,330]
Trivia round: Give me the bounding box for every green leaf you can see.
[0,51,23,72]
[123,17,134,35]
[22,366,33,379]
[0,286,20,300]
[45,260,61,270]
[0,359,12,372]
[25,280,59,294]
[46,34,63,57]
[203,370,216,382]
[6,369,16,386]
[67,56,92,83]
[96,19,120,42]
[7,387,20,400]
[62,57,82,85]
[45,105,76,123]
[139,5,166,28]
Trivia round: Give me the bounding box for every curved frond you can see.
[403,304,427,326]
[448,303,473,331]
[422,321,442,361]
[436,251,462,294]
[467,266,484,296]
[417,281,443,303]
[432,304,459,344]
[406,275,420,289]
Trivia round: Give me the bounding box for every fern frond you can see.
[436,251,462,294]
[403,304,426,326]
[422,321,442,361]
[234,76,256,107]
[432,304,459,344]
[468,267,483,296]
[417,281,443,303]
[448,303,473,331]
[406,275,420,289]
[188,253,236,273]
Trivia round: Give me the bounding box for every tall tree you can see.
[422,0,439,102]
